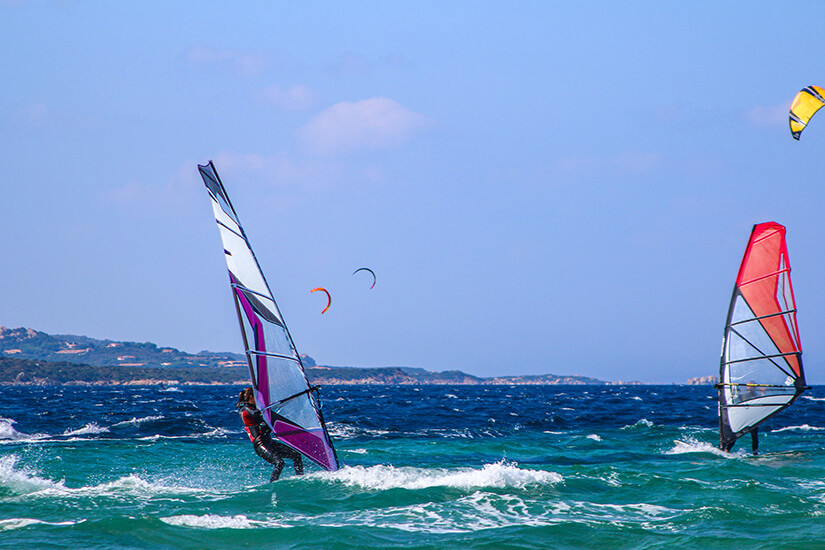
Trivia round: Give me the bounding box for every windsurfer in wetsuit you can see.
[237,387,304,482]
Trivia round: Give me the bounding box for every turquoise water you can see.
[2,385,825,548]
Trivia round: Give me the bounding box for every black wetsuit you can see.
[240,404,304,481]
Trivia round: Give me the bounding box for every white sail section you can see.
[199,161,339,471]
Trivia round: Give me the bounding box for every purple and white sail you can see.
[198,161,339,471]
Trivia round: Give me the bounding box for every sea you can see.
[2,384,825,549]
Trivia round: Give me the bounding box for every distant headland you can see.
[0,326,642,386]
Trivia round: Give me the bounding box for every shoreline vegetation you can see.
[0,326,655,386]
[0,355,628,386]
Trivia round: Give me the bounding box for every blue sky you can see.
[3,2,825,383]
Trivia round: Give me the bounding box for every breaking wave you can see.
[160,514,283,529]
[772,424,825,433]
[802,396,825,402]
[0,455,219,501]
[112,415,165,427]
[0,517,81,531]
[621,418,654,430]
[0,418,48,442]
[62,423,109,436]
[665,437,739,458]
[316,460,562,491]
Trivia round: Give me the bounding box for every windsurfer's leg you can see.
[293,454,304,475]
[254,437,283,465]
[270,458,285,482]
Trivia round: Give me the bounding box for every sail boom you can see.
[263,386,321,411]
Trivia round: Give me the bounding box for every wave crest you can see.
[0,517,80,531]
[63,423,110,436]
[317,460,562,491]
[112,415,165,427]
[160,514,278,529]
[665,438,739,458]
[772,424,825,433]
[0,418,48,442]
[0,455,60,495]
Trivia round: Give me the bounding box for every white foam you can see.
[317,460,562,491]
[201,427,238,438]
[326,424,390,439]
[0,518,80,531]
[0,418,21,440]
[345,448,368,455]
[62,422,109,436]
[298,492,549,533]
[0,418,48,442]
[112,415,165,427]
[621,418,654,429]
[0,455,59,494]
[305,492,680,534]
[0,458,216,501]
[445,393,459,399]
[772,424,825,433]
[576,501,676,520]
[665,437,740,458]
[802,396,825,402]
[160,514,282,529]
[586,434,602,442]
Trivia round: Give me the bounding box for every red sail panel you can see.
[734,222,801,376]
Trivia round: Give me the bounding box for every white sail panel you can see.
[210,202,276,310]
[727,394,795,434]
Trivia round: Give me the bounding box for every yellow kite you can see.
[789,85,825,140]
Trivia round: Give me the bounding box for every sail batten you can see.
[198,161,339,472]
[738,268,791,287]
[247,350,303,362]
[718,222,806,452]
[729,309,796,326]
[230,284,273,300]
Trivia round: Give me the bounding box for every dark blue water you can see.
[2,384,825,548]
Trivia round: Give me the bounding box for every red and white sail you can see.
[718,222,807,451]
